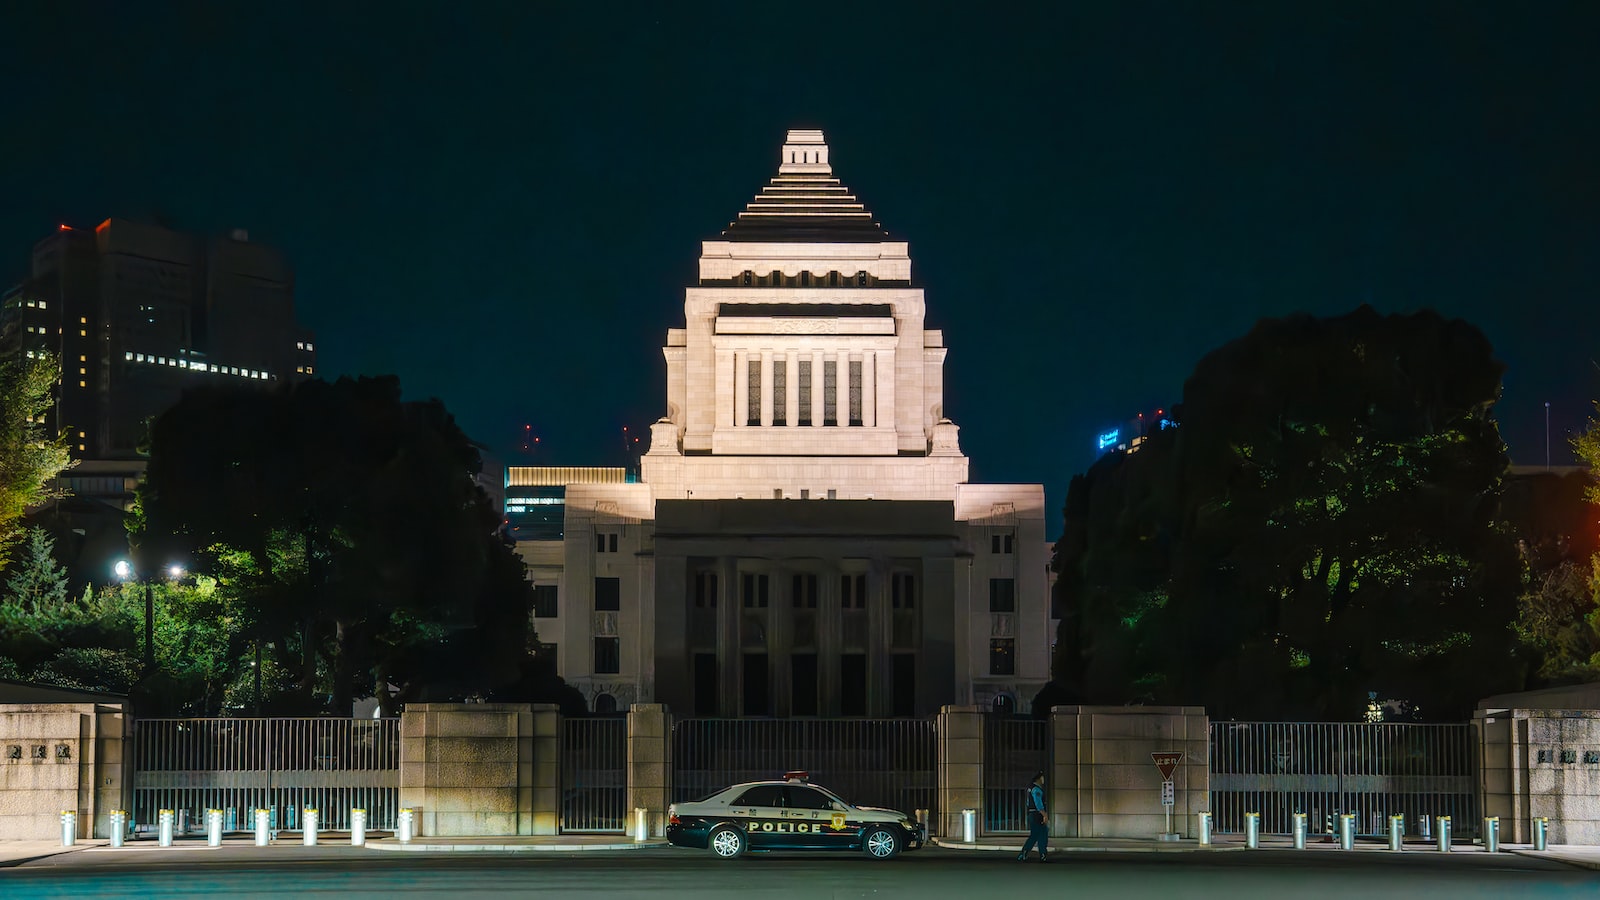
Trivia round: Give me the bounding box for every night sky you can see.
[5,3,1598,534]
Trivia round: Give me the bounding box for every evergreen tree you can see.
[0,351,73,569]
[4,526,70,618]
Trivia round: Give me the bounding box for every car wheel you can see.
[862,827,900,860]
[708,824,746,859]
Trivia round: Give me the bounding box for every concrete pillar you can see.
[626,704,674,838]
[1046,706,1208,839]
[862,350,876,428]
[0,702,129,841]
[834,353,849,427]
[733,351,748,426]
[784,350,799,427]
[936,705,984,840]
[759,353,773,427]
[1474,706,1600,845]
[875,348,896,434]
[810,350,825,426]
[399,703,561,836]
[716,348,735,428]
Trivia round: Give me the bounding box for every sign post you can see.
[1152,752,1183,841]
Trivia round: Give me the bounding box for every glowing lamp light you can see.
[114,560,132,579]
[168,564,186,579]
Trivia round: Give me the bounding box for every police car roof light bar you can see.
[783,771,810,783]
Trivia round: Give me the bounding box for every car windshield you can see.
[809,785,849,807]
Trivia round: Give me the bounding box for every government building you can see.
[511,130,1049,717]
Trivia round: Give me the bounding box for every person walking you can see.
[1017,771,1049,862]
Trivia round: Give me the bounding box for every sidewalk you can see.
[0,840,105,867]
[934,836,1237,853]
[366,835,669,853]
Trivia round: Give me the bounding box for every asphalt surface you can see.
[1,845,1594,899]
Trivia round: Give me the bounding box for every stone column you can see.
[733,350,748,427]
[1047,705,1208,839]
[936,705,984,840]
[784,350,799,427]
[834,353,849,427]
[715,348,734,428]
[759,353,773,428]
[626,704,673,838]
[399,703,560,836]
[810,350,825,426]
[875,348,896,435]
[0,702,128,840]
[862,350,876,428]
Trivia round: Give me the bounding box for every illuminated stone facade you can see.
[516,130,1049,716]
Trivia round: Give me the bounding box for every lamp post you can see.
[114,560,185,672]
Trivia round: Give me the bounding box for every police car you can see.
[667,772,925,860]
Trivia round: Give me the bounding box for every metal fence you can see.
[1209,722,1477,839]
[673,718,936,821]
[561,716,627,832]
[983,716,1051,833]
[132,718,399,832]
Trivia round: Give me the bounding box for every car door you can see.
[728,785,785,848]
[783,786,853,849]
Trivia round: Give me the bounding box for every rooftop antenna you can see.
[1545,402,1551,470]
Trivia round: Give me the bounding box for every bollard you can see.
[397,808,414,844]
[1245,812,1260,849]
[1420,813,1431,841]
[1389,814,1404,851]
[1435,815,1450,852]
[1197,811,1212,846]
[60,810,76,847]
[1533,816,1548,852]
[109,810,126,848]
[916,808,929,837]
[255,809,270,846]
[634,807,649,842]
[351,808,367,847]
[158,809,174,847]
[207,809,223,847]
[1292,812,1307,850]
[177,808,189,836]
[1483,816,1498,853]
[1339,814,1355,851]
[302,808,318,846]
[961,808,976,844]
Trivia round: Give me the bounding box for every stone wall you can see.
[1048,706,1209,839]
[626,704,671,837]
[398,703,559,836]
[0,702,129,840]
[1476,707,1600,844]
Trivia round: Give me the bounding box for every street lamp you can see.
[113,560,186,672]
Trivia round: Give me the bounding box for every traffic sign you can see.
[1161,780,1175,807]
[1152,751,1183,781]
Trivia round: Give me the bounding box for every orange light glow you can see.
[58,224,72,231]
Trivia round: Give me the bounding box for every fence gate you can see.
[1209,722,1477,839]
[983,716,1051,834]
[673,719,936,821]
[560,716,626,832]
[131,718,399,832]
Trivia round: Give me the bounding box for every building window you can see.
[848,359,862,426]
[893,654,916,717]
[772,357,786,426]
[694,571,718,608]
[792,573,818,608]
[990,578,1016,612]
[892,572,916,609]
[743,653,769,715]
[828,271,839,287]
[596,532,618,553]
[797,359,811,425]
[594,637,620,674]
[840,654,867,715]
[791,653,818,716]
[856,270,868,287]
[594,577,620,611]
[992,533,1014,554]
[594,693,617,714]
[800,271,812,287]
[841,573,867,610]
[694,652,718,716]
[824,360,838,425]
[990,639,1015,675]
[747,359,761,426]
[742,573,769,608]
[532,584,558,618]
[742,270,753,286]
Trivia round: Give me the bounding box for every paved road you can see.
[1,845,1593,899]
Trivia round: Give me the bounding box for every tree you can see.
[4,526,71,616]
[136,375,536,714]
[0,352,73,569]
[1052,307,1524,719]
